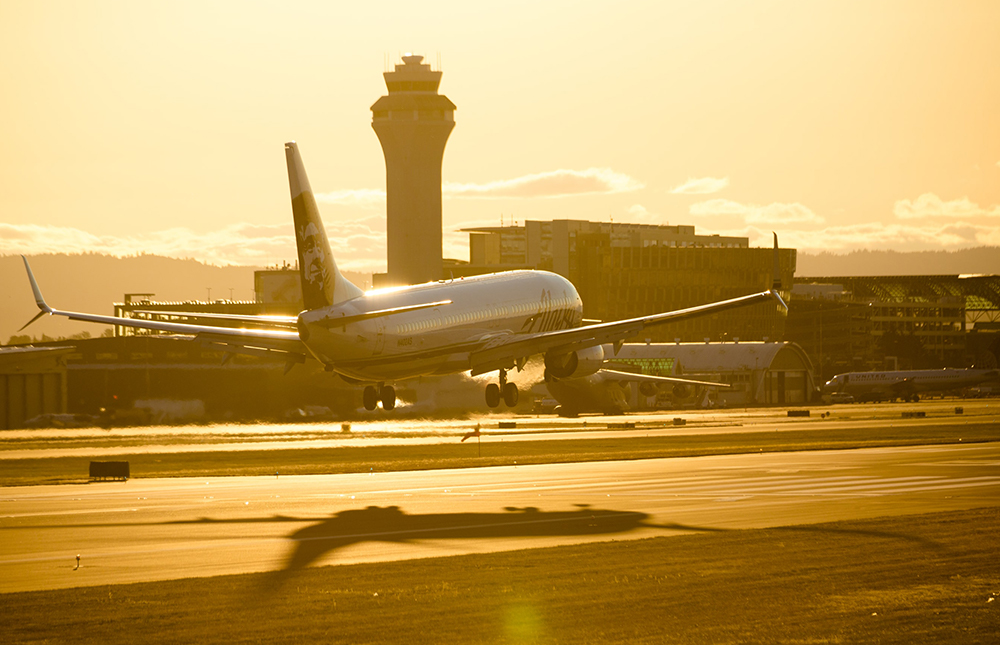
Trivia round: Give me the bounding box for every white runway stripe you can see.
[483,474,1000,499]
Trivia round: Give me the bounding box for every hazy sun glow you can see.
[1,0,998,272]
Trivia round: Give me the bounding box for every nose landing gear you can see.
[485,370,519,408]
[363,383,396,411]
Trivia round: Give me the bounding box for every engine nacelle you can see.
[672,383,692,399]
[638,382,659,397]
[544,345,605,379]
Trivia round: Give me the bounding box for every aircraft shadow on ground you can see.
[6,503,711,572]
[277,504,704,574]
[6,503,945,581]
[270,506,941,578]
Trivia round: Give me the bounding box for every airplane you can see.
[821,367,1000,403]
[20,142,788,412]
[541,343,729,416]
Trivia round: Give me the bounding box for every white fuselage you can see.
[298,270,583,382]
[822,368,1000,399]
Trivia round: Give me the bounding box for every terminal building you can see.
[787,274,1000,379]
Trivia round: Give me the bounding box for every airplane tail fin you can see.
[285,141,363,310]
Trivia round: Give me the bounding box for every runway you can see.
[2,441,998,593]
[3,398,996,460]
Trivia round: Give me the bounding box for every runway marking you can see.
[607,475,1000,496]
[441,474,1000,499]
[466,475,903,495]
[915,460,1000,467]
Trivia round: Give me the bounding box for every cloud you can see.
[626,204,667,224]
[0,218,388,273]
[670,177,729,195]
[708,221,1000,253]
[305,168,644,206]
[314,189,386,207]
[443,168,642,199]
[893,193,1000,219]
[689,199,824,225]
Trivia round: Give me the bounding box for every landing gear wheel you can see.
[485,383,501,408]
[381,385,396,411]
[502,382,519,407]
[910,394,919,403]
[363,386,378,411]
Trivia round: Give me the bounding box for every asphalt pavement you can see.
[2,435,997,593]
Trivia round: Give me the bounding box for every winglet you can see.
[19,256,53,331]
[770,233,788,313]
[771,232,781,291]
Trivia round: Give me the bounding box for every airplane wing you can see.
[469,287,784,376]
[130,310,299,328]
[131,299,453,330]
[19,257,307,364]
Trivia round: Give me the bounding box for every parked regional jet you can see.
[21,142,787,411]
[822,367,1000,402]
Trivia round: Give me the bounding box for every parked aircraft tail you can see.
[285,141,363,310]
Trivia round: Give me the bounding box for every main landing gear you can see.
[362,383,395,411]
[485,369,519,409]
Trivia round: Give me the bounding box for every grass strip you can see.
[2,507,996,644]
[1,422,996,487]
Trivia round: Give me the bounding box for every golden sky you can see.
[1,0,998,272]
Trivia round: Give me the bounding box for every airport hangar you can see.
[604,340,816,409]
[0,346,73,430]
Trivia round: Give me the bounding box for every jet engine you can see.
[638,382,659,397]
[544,345,606,379]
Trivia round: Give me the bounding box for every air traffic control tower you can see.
[372,54,456,285]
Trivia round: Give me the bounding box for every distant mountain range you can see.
[3,249,998,345]
[796,247,1000,277]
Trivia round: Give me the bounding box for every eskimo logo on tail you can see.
[285,141,362,310]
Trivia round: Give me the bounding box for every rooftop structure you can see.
[462,220,748,275]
